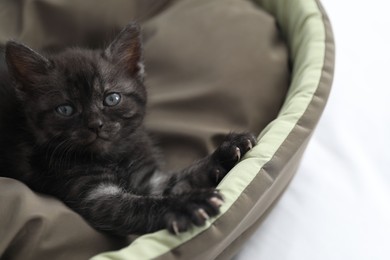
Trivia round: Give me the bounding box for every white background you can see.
[236,0,390,259]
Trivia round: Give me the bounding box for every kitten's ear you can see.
[5,41,51,86]
[105,22,144,80]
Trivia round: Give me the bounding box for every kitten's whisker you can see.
[60,139,74,172]
[48,138,69,173]
[63,141,74,169]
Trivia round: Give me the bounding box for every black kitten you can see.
[0,23,256,236]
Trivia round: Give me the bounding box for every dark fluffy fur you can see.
[0,23,256,236]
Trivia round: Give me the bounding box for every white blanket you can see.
[236,0,390,259]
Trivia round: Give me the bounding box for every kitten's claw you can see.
[172,221,180,235]
[209,197,224,208]
[166,189,223,234]
[235,147,241,161]
[247,139,253,150]
[197,208,209,220]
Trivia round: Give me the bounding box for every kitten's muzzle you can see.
[88,119,103,133]
[87,120,113,140]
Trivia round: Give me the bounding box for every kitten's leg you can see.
[157,133,256,233]
[209,132,257,183]
[164,133,257,195]
[66,133,256,236]
[66,182,223,236]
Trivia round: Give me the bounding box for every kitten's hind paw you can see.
[165,189,224,235]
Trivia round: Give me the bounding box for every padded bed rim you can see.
[91,0,335,259]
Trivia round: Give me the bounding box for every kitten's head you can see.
[5,23,146,155]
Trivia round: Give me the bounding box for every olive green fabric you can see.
[0,0,291,259]
[92,0,334,259]
[144,0,289,169]
[0,178,126,260]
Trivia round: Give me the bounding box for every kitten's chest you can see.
[115,159,157,193]
[65,159,154,192]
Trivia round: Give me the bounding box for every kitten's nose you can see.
[88,119,103,132]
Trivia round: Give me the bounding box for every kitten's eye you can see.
[104,92,121,107]
[56,104,74,117]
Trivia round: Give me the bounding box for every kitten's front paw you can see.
[212,133,257,174]
[165,189,224,235]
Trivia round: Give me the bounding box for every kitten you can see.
[0,22,256,236]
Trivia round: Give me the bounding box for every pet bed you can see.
[0,0,334,259]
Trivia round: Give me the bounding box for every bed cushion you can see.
[0,178,126,259]
[143,0,289,169]
[91,0,334,259]
[0,0,334,259]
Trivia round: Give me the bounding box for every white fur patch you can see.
[86,183,122,201]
